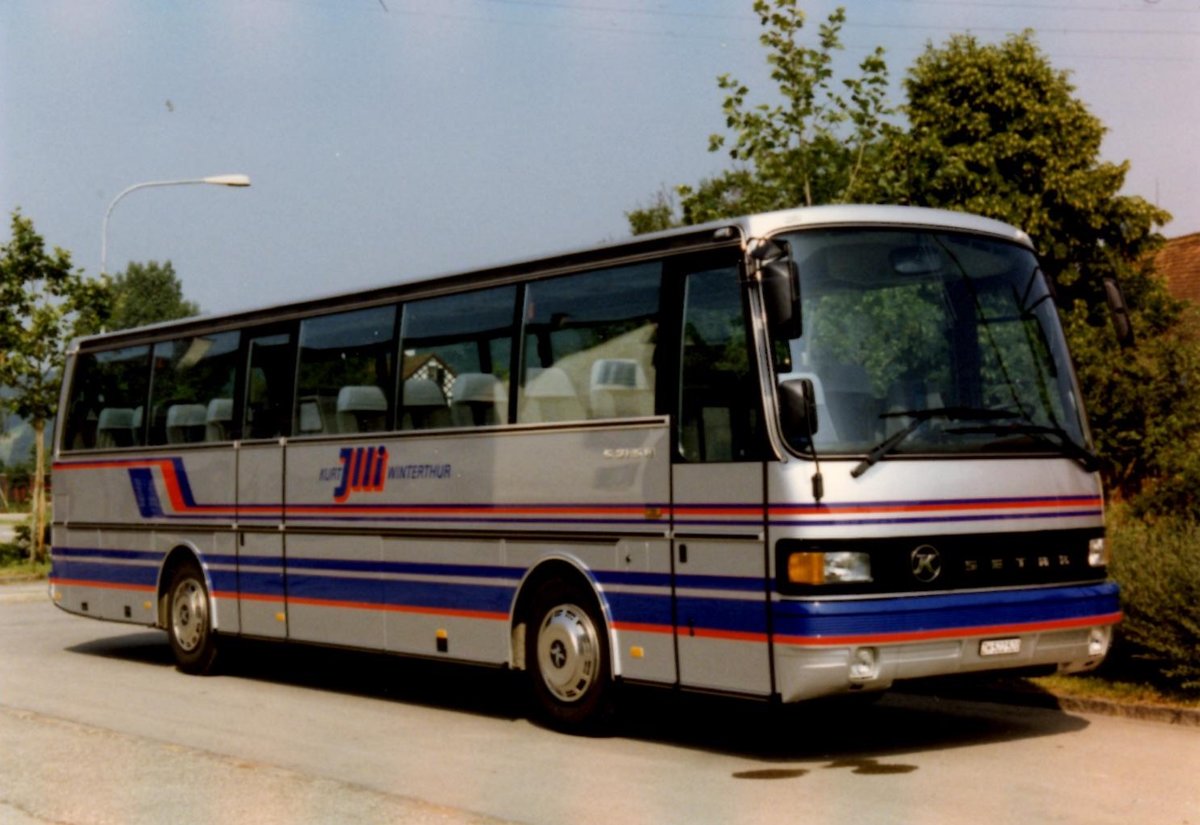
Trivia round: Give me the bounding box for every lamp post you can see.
[100,173,252,276]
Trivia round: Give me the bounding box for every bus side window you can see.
[62,345,151,451]
[678,266,762,463]
[518,262,661,424]
[294,305,397,436]
[146,331,241,445]
[398,285,518,430]
[243,330,295,440]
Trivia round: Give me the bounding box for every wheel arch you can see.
[508,555,617,676]
[156,543,215,630]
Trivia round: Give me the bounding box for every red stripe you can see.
[773,497,1102,517]
[49,577,155,593]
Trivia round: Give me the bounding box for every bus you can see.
[50,205,1120,731]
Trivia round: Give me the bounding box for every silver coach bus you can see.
[50,205,1120,731]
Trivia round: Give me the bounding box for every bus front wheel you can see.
[525,578,614,733]
[167,560,220,675]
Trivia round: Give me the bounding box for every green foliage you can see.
[108,260,200,331]
[894,31,1168,310]
[0,521,32,564]
[1108,514,1200,693]
[0,210,109,561]
[626,0,893,233]
[0,212,109,425]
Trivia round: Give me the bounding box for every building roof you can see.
[1155,233,1200,304]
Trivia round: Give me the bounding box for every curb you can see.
[901,681,1200,727]
[0,581,48,604]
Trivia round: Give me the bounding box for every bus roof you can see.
[76,204,1033,350]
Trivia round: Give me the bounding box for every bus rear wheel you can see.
[167,560,220,675]
[525,578,615,733]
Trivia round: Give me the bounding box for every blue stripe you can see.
[54,547,164,563]
[52,559,158,589]
[773,582,1120,639]
[286,572,514,615]
[237,570,285,598]
[593,570,672,588]
[677,595,769,635]
[674,573,764,593]
[604,591,673,626]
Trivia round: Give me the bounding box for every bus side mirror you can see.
[762,259,801,339]
[779,378,817,437]
[1103,277,1135,348]
[752,239,801,339]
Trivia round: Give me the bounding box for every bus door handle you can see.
[679,543,687,564]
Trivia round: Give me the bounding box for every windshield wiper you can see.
[945,422,1100,472]
[851,406,1021,479]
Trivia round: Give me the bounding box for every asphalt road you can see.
[2,584,1197,825]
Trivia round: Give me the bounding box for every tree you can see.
[893,31,1168,314]
[0,211,109,561]
[626,0,892,232]
[892,32,1193,514]
[107,260,199,331]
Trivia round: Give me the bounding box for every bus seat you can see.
[589,358,652,419]
[450,373,507,427]
[336,385,388,433]
[205,398,233,442]
[297,398,325,434]
[166,403,207,444]
[96,407,135,448]
[521,367,584,423]
[401,378,451,430]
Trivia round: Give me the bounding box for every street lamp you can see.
[100,173,252,276]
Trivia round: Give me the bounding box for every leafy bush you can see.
[0,522,31,566]
[1107,513,1200,693]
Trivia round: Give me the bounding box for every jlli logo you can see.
[333,446,389,503]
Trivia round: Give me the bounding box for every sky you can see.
[1,0,1197,318]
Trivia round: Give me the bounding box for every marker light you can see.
[787,551,872,585]
[1088,537,1109,567]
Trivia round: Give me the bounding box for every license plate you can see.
[980,637,1021,656]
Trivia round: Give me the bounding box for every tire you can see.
[525,577,615,733]
[166,560,220,675]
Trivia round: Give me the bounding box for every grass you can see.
[1026,672,1200,710]
[0,557,50,581]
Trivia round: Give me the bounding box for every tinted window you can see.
[147,331,241,444]
[295,306,397,435]
[519,263,661,423]
[244,330,295,440]
[399,285,517,429]
[678,266,761,462]
[62,345,151,450]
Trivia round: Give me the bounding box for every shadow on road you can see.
[69,629,1088,765]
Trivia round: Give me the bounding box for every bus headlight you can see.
[1088,537,1109,567]
[787,551,872,585]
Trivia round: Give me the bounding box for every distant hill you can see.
[0,386,52,468]
[0,413,36,468]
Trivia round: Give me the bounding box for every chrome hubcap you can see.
[171,577,207,653]
[536,603,599,703]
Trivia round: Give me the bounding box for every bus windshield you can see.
[773,228,1088,460]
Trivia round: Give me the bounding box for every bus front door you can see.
[671,263,772,697]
